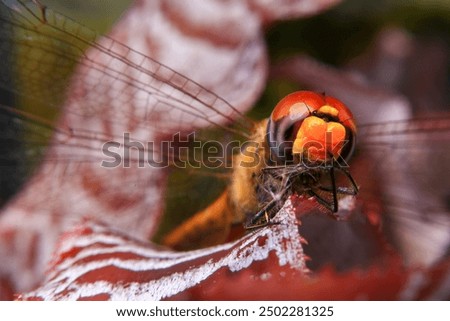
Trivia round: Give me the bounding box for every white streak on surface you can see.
[22,201,306,300]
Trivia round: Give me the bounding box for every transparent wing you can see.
[2,0,256,128]
[353,115,450,265]
[0,0,258,207]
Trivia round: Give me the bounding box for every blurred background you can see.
[0,0,448,301]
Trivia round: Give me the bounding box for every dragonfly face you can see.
[229,91,359,230]
[0,0,449,295]
[267,91,356,165]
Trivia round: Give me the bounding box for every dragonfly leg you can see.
[244,200,281,229]
[308,188,337,213]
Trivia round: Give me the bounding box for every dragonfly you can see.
[0,0,449,293]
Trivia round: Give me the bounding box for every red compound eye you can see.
[267,91,356,165]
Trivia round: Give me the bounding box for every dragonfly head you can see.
[266,91,357,167]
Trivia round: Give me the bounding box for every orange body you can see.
[163,119,268,251]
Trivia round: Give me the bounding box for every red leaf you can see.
[18,203,308,300]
